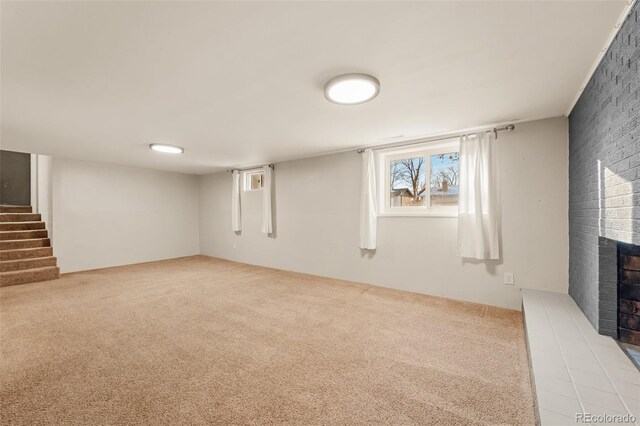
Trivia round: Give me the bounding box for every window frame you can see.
[377,138,460,218]
[243,169,264,191]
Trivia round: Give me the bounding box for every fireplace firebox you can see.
[618,243,640,345]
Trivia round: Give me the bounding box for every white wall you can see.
[52,158,199,273]
[199,117,569,310]
[33,155,54,233]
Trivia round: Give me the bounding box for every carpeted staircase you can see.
[0,205,59,287]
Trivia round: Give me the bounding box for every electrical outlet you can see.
[504,272,514,285]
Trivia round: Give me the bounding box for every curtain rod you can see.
[356,124,515,154]
[227,164,275,173]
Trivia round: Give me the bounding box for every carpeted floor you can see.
[1,256,535,425]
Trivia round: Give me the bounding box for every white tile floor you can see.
[522,289,640,426]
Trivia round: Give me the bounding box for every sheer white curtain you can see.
[457,132,500,259]
[359,150,378,250]
[231,170,241,232]
[261,165,273,235]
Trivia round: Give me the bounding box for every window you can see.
[430,151,459,208]
[244,170,264,191]
[389,156,427,207]
[379,138,459,216]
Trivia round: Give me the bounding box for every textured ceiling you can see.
[1,1,626,174]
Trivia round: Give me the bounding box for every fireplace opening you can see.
[617,242,640,367]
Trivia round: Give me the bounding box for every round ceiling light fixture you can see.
[149,143,184,154]
[324,73,380,105]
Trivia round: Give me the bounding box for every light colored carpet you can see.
[1,256,535,425]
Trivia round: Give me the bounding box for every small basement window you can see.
[378,138,459,217]
[244,170,264,191]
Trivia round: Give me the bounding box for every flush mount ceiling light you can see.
[149,143,184,154]
[324,73,380,105]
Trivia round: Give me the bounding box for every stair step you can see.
[0,205,32,213]
[0,230,48,240]
[0,213,41,223]
[0,206,57,284]
[0,238,50,250]
[0,256,57,272]
[0,247,53,261]
[0,266,59,287]
[0,221,46,231]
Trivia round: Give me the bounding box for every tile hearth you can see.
[522,289,640,425]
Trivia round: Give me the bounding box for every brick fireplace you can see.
[569,2,639,339]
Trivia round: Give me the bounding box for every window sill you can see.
[378,211,458,218]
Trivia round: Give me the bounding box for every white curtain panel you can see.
[359,149,378,250]
[231,170,241,232]
[457,132,500,260]
[261,165,273,235]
